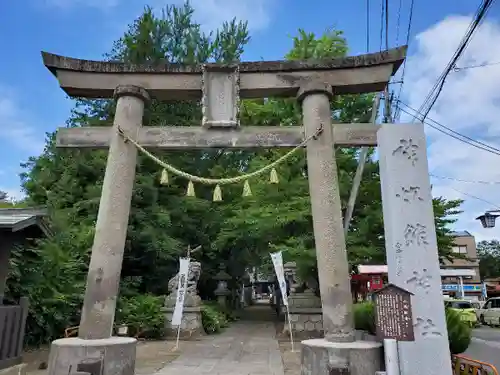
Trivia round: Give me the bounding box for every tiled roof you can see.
[0,207,51,235]
[0,213,36,226]
[450,230,473,237]
[358,265,388,274]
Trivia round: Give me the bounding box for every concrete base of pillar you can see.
[47,337,136,375]
[0,364,26,375]
[301,338,383,375]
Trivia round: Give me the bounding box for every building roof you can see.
[0,207,52,236]
[450,230,473,237]
[357,265,477,277]
[358,265,388,274]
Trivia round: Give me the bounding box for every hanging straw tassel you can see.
[213,184,222,202]
[269,168,279,184]
[186,181,196,197]
[160,169,169,185]
[242,180,252,197]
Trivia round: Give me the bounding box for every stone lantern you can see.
[214,264,231,308]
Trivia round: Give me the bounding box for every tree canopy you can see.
[5,2,463,346]
[478,240,500,279]
[0,190,28,208]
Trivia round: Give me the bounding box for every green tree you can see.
[478,240,500,279]
[0,190,12,208]
[433,197,464,263]
[0,190,29,208]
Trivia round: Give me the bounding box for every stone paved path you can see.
[154,305,285,375]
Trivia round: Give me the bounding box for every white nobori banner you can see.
[171,257,190,327]
[270,251,288,306]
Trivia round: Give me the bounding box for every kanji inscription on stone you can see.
[374,284,415,341]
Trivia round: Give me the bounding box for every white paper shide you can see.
[171,257,190,327]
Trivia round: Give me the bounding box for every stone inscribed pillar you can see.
[378,123,452,375]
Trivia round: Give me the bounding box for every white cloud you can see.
[402,15,500,242]
[0,86,45,154]
[44,0,274,31]
[0,86,42,203]
[180,0,274,32]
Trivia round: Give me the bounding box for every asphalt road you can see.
[465,327,500,371]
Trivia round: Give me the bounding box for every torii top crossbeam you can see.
[41,47,406,150]
[41,47,406,100]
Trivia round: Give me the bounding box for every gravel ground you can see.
[278,341,301,375]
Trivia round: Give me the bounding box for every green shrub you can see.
[209,302,240,322]
[446,308,472,355]
[353,301,376,335]
[115,294,165,339]
[353,302,471,354]
[201,302,230,334]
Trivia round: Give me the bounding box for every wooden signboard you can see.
[374,283,415,341]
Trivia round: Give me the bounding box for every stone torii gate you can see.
[42,48,406,375]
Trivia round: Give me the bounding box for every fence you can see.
[0,297,29,370]
[453,354,499,375]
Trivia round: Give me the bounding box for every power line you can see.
[398,106,500,155]
[385,0,390,50]
[445,185,500,210]
[383,0,391,122]
[379,0,385,51]
[394,0,416,120]
[430,174,500,185]
[395,0,403,46]
[415,0,495,122]
[397,100,500,155]
[399,101,500,154]
[431,175,500,211]
[415,0,494,121]
[366,0,370,52]
[453,60,500,71]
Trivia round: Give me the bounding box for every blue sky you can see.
[1,0,500,240]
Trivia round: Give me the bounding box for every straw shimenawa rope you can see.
[117,125,323,199]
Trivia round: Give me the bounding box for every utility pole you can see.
[343,93,381,235]
[383,87,392,123]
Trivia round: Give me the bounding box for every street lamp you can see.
[476,210,500,228]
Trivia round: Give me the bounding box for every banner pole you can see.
[175,324,181,350]
[285,306,295,352]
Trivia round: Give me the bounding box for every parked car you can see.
[478,297,500,326]
[470,300,485,320]
[444,299,478,327]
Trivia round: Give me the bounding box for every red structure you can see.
[351,265,388,301]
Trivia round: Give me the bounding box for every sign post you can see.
[374,284,415,375]
[482,282,488,300]
[270,251,295,352]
